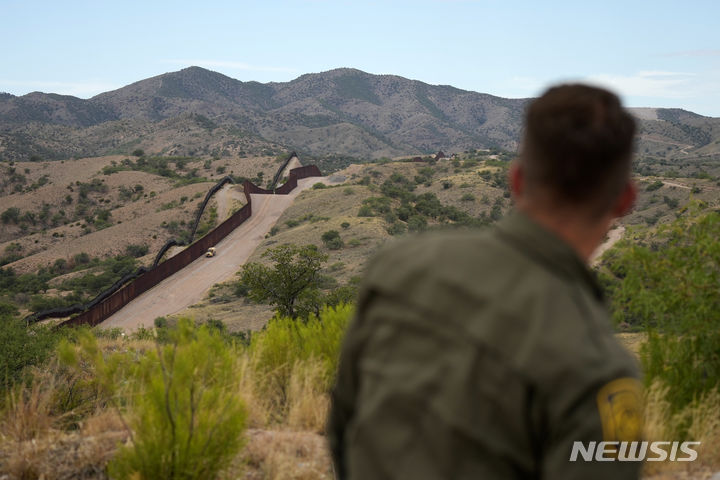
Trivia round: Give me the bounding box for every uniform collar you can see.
[495,211,604,301]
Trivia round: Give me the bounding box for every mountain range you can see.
[1,67,719,161]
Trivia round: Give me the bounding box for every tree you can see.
[321,230,344,250]
[1,207,20,224]
[239,244,328,319]
[407,215,428,232]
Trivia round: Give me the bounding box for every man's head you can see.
[513,84,636,220]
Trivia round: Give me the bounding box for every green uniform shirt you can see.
[328,212,643,479]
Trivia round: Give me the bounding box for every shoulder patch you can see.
[596,377,643,442]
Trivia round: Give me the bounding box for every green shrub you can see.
[386,221,406,236]
[249,304,352,412]
[29,295,70,312]
[360,196,392,216]
[63,320,247,479]
[357,205,374,217]
[321,230,344,250]
[663,196,679,208]
[0,243,23,267]
[646,180,664,191]
[0,310,58,390]
[1,207,21,224]
[234,282,249,298]
[414,193,443,218]
[327,261,345,272]
[74,252,91,265]
[407,215,428,232]
[126,244,149,258]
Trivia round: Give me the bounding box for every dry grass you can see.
[236,355,272,429]
[178,298,275,333]
[642,381,720,478]
[0,373,129,480]
[617,332,647,356]
[235,349,330,434]
[0,427,128,480]
[686,390,720,460]
[1,379,58,443]
[286,361,330,433]
[3,315,718,479]
[238,429,333,480]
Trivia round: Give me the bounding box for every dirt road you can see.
[662,180,691,189]
[101,176,337,330]
[591,225,625,266]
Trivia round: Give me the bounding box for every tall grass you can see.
[643,380,720,474]
[59,319,248,480]
[0,306,354,478]
[243,304,352,428]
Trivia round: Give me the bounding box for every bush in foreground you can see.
[0,305,58,392]
[60,319,247,480]
[244,304,353,426]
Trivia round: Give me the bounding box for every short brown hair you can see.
[520,84,636,214]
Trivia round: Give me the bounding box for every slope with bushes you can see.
[0,305,352,479]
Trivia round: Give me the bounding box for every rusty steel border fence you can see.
[28,153,301,325]
[56,164,322,329]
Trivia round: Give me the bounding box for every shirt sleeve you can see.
[541,375,644,479]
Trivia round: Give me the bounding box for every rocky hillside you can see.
[1,67,719,161]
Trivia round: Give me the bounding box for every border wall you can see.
[56,164,321,328]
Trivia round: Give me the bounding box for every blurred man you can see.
[328,84,643,479]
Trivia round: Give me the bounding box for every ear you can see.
[510,162,524,199]
[611,181,636,217]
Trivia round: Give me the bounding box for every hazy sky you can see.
[2,0,719,116]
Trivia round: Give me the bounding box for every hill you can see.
[167,152,720,331]
[4,67,718,162]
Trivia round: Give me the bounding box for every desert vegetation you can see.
[0,149,719,478]
[595,202,720,475]
[0,304,352,479]
[0,252,144,316]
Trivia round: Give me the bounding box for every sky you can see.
[2,0,720,116]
